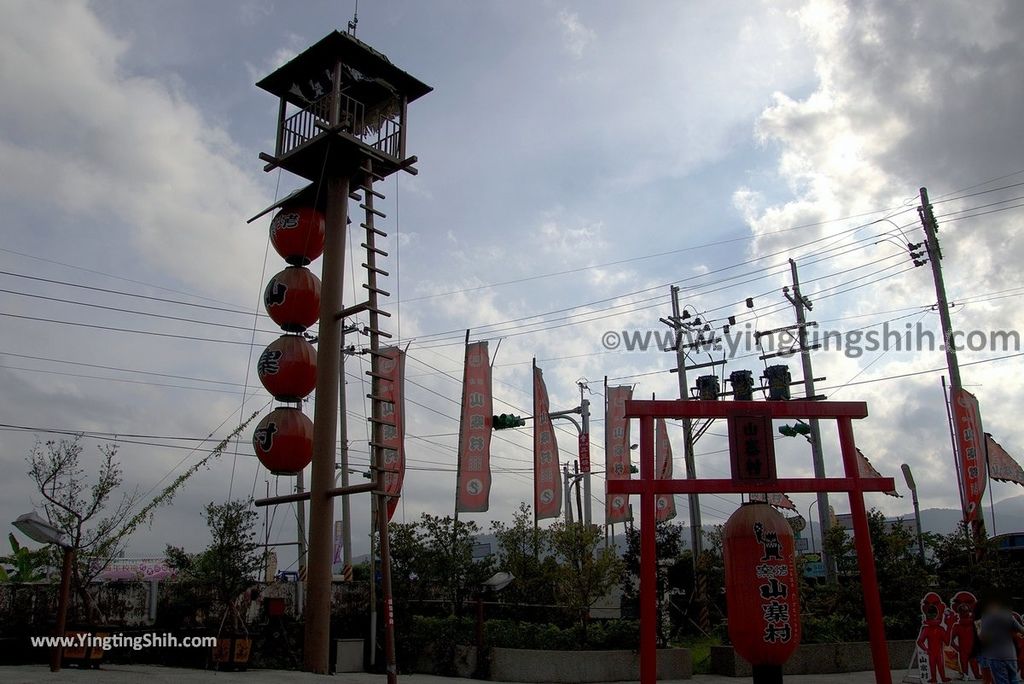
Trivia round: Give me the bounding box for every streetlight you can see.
[13,512,73,673]
[901,464,926,563]
[805,501,817,554]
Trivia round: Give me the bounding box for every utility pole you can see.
[919,187,987,546]
[664,286,708,633]
[785,258,835,582]
[666,286,702,556]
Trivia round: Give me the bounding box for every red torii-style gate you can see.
[607,399,896,684]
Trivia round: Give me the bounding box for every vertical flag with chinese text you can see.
[456,341,492,512]
[655,418,677,522]
[605,384,633,524]
[379,347,406,521]
[533,363,561,520]
[951,388,986,521]
[986,434,1024,487]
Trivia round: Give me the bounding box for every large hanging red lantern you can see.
[264,266,321,332]
[269,206,325,266]
[257,334,317,401]
[724,502,801,682]
[252,407,313,475]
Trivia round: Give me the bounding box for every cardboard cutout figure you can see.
[948,591,980,680]
[916,592,951,683]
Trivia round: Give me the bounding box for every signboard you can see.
[795,537,809,552]
[578,433,591,473]
[728,415,777,481]
[456,341,493,512]
[950,388,986,521]
[379,347,406,521]
[800,553,825,579]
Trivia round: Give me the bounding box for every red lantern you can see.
[269,206,325,266]
[252,407,313,475]
[264,266,321,332]
[724,502,801,680]
[257,335,317,401]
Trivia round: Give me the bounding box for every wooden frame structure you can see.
[606,399,895,684]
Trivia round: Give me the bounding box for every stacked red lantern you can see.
[258,334,317,402]
[724,502,801,683]
[264,266,321,332]
[252,407,313,475]
[253,203,324,476]
[269,206,325,265]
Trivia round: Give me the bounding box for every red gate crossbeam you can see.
[616,399,893,684]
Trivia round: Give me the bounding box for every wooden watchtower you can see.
[253,31,430,679]
[257,30,431,180]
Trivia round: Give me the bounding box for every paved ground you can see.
[0,664,906,683]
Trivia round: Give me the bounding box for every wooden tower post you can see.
[251,31,431,677]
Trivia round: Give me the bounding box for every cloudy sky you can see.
[1,0,1023,566]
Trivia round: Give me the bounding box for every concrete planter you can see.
[489,647,692,682]
[710,640,916,676]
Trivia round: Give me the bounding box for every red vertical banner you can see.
[379,347,406,521]
[533,363,562,520]
[655,418,677,522]
[951,388,986,521]
[456,341,492,512]
[605,385,633,524]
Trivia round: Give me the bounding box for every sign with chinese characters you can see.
[728,415,777,481]
[533,364,562,520]
[605,385,633,524]
[378,347,406,521]
[951,388,986,521]
[456,342,493,512]
[578,433,591,473]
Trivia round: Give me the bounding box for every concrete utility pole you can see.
[785,258,835,582]
[667,286,702,556]
[918,187,987,546]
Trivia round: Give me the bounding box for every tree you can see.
[490,503,558,612]
[24,413,258,623]
[417,513,493,616]
[165,499,261,630]
[549,522,623,641]
[621,521,688,644]
[0,533,49,583]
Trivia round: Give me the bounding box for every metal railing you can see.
[278,91,402,160]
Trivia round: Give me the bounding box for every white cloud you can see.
[558,9,595,58]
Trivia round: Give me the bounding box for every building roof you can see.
[256,30,432,105]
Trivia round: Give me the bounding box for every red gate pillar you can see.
[837,417,892,684]
[639,415,657,684]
